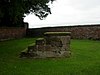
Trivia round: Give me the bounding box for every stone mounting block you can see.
[20,32,71,58]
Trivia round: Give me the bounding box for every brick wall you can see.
[0,27,26,41]
[27,25,100,40]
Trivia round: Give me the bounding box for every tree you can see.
[0,0,55,27]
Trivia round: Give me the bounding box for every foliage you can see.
[0,0,55,27]
[0,38,100,75]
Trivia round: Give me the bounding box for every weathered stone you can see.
[45,45,53,51]
[20,32,71,58]
[36,38,45,45]
[36,45,45,51]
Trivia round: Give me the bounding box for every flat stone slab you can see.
[44,32,71,36]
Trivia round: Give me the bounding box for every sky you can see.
[24,0,100,28]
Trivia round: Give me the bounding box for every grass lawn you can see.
[0,38,100,75]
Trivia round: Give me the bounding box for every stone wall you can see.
[27,25,100,40]
[0,27,26,41]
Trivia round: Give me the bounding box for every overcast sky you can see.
[24,0,100,28]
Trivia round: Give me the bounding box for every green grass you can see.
[0,38,100,75]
